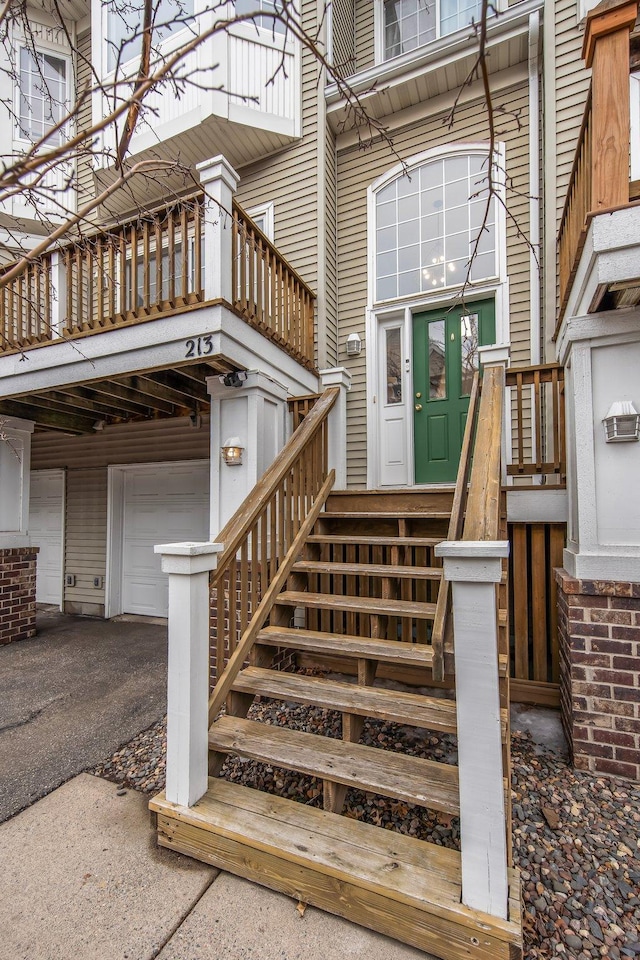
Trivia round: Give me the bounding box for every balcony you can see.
[93,13,300,179]
[0,159,316,433]
[556,0,640,327]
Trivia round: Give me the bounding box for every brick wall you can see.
[0,547,38,645]
[557,569,640,781]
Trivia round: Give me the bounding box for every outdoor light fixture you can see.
[346,332,362,356]
[220,371,247,388]
[602,401,640,443]
[221,437,244,465]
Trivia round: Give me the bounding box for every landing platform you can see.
[150,779,522,960]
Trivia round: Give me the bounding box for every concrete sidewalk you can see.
[0,774,436,960]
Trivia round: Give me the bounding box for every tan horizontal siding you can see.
[554,0,591,229]
[355,0,375,72]
[337,81,532,485]
[64,467,107,604]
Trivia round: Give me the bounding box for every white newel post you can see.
[319,367,352,488]
[435,539,510,920]
[49,252,67,337]
[196,155,240,303]
[478,343,510,486]
[154,541,223,807]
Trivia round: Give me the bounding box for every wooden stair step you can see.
[307,535,442,547]
[208,715,460,814]
[292,560,444,580]
[318,511,451,520]
[258,625,436,666]
[275,591,437,619]
[232,665,456,732]
[151,778,523,959]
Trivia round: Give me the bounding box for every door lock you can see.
[415,403,422,411]
[415,392,422,399]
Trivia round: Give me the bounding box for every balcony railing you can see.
[505,363,566,487]
[557,0,639,322]
[0,196,316,370]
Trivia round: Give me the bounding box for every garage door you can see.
[29,469,65,606]
[121,461,209,618]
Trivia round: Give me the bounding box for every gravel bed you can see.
[92,699,640,960]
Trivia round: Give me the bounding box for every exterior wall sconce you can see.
[221,437,244,465]
[603,401,640,442]
[346,332,362,356]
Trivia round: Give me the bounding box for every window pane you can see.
[374,151,496,303]
[18,48,67,145]
[386,328,403,404]
[429,320,446,399]
[460,313,478,396]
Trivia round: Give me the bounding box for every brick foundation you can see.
[0,547,39,645]
[557,569,640,781]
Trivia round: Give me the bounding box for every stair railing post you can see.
[435,539,510,920]
[196,155,240,303]
[319,367,351,487]
[154,541,223,807]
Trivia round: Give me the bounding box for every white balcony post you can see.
[478,344,510,486]
[435,539,510,920]
[0,417,34,547]
[196,156,240,304]
[319,367,352,488]
[154,541,223,807]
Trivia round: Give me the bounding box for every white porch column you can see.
[154,541,223,807]
[207,371,289,534]
[0,416,34,548]
[196,155,240,303]
[435,539,510,920]
[319,366,351,489]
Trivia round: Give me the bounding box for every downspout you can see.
[528,10,541,365]
[316,0,329,370]
[542,0,557,359]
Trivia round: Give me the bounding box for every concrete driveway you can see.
[0,607,167,823]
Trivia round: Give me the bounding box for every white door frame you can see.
[105,459,209,619]
[30,467,66,610]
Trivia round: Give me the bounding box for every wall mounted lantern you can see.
[221,436,244,465]
[346,332,362,356]
[603,401,640,442]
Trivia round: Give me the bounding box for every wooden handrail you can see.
[463,365,505,542]
[208,385,338,693]
[431,372,480,681]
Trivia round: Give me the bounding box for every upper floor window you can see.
[235,0,286,34]
[383,0,482,59]
[106,0,194,71]
[18,47,68,146]
[373,151,497,303]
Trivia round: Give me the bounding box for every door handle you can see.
[415,403,422,411]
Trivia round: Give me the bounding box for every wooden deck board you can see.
[258,626,436,665]
[292,560,444,580]
[307,535,442,547]
[208,715,460,814]
[276,591,437,620]
[232,665,456,731]
[151,779,522,960]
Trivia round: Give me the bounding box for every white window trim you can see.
[631,71,640,183]
[14,43,72,148]
[247,201,275,241]
[374,0,506,65]
[365,141,509,489]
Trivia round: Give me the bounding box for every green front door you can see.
[413,300,495,483]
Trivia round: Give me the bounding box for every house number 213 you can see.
[185,336,213,358]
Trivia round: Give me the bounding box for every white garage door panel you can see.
[30,470,65,606]
[121,462,209,618]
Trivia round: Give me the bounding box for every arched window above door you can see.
[373,150,497,304]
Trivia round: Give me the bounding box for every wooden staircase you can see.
[151,374,523,960]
